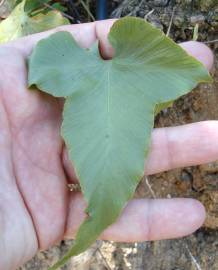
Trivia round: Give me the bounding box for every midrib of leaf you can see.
[106,62,111,146]
[80,62,116,197]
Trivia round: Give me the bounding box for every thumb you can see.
[96,19,116,59]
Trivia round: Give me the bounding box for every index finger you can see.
[5,22,97,57]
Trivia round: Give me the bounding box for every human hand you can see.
[0,20,215,270]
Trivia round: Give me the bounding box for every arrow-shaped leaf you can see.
[28,17,212,269]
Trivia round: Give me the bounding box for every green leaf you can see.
[52,3,67,13]
[24,0,67,16]
[0,0,69,43]
[24,0,50,15]
[154,101,174,115]
[28,17,212,269]
[193,23,199,41]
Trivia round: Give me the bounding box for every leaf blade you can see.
[28,17,212,270]
[28,31,103,97]
[109,17,212,103]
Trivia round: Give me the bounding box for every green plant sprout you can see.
[28,17,212,269]
[193,23,199,41]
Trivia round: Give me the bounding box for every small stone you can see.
[199,161,218,174]
[190,15,205,24]
[180,170,193,182]
[68,183,81,192]
[150,21,164,30]
[153,0,169,7]
[173,15,185,27]
[37,252,46,260]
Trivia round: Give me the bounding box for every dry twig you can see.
[185,245,202,270]
[79,0,95,21]
[204,39,218,44]
[145,177,156,199]
[97,247,112,270]
[166,6,175,37]
[0,0,5,7]
[43,2,75,21]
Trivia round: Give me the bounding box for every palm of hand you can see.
[0,47,68,269]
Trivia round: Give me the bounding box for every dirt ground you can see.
[17,0,218,269]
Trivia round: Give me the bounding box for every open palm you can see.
[0,20,216,270]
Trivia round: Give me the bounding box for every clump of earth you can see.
[19,0,218,269]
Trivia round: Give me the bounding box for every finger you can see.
[65,193,205,241]
[6,22,97,57]
[96,19,116,59]
[95,20,214,69]
[145,121,218,175]
[63,121,218,182]
[180,41,214,71]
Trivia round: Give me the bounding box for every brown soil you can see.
[18,0,218,269]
